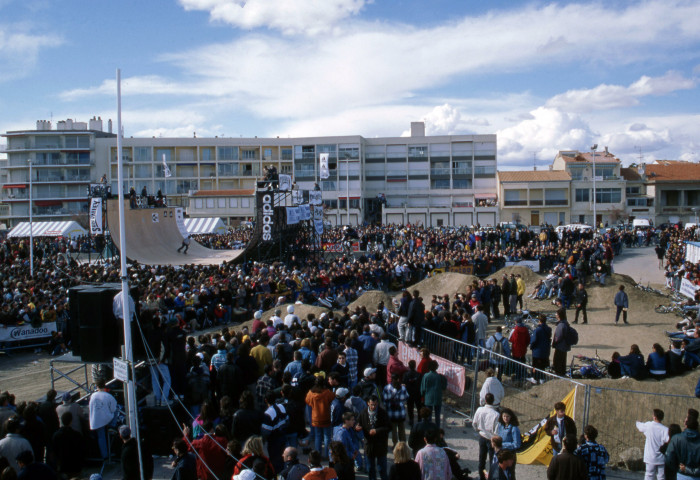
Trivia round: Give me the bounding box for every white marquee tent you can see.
[184,217,227,235]
[8,221,87,239]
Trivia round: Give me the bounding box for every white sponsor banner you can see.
[0,322,56,343]
[279,174,292,191]
[286,207,300,225]
[89,197,103,234]
[680,278,700,299]
[162,154,172,178]
[319,153,329,179]
[175,208,189,238]
[299,204,311,221]
[292,190,303,205]
[314,220,324,234]
[505,259,540,273]
[309,191,323,205]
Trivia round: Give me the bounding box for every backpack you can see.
[565,324,579,346]
[490,335,505,355]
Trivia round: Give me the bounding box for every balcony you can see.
[544,199,568,206]
[452,168,472,176]
[529,199,543,206]
[503,200,527,207]
[430,168,451,176]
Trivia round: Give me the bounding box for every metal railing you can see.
[405,327,695,466]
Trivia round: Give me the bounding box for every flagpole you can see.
[115,69,143,480]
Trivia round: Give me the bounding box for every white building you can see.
[2,119,499,228]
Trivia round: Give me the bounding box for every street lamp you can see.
[591,144,598,228]
[28,159,33,276]
[344,152,350,226]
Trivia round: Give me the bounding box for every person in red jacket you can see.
[509,316,531,380]
[306,376,336,460]
[416,348,432,375]
[303,449,339,480]
[183,422,228,480]
[386,346,409,384]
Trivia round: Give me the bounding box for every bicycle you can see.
[654,302,685,316]
[568,351,610,379]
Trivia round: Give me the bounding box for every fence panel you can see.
[585,387,696,467]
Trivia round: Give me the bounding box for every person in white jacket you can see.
[479,368,505,406]
[636,408,670,480]
[472,393,500,480]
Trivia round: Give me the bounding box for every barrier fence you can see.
[408,327,697,466]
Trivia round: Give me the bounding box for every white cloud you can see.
[546,71,696,112]
[497,107,594,166]
[423,104,462,136]
[178,0,367,35]
[0,24,62,81]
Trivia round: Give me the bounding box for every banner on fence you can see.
[447,265,474,275]
[680,278,700,299]
[89,197,103,234]
[322,242,359,253]
[0,322,56,343]
[505,259,540,273]
[517,387,576,465]
[286,207,300,225]
[397,341,466,396]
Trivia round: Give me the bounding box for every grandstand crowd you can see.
[0,222,700,479]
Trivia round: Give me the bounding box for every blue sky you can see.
[1,0,699,168]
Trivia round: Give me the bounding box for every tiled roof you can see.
[498,170,571,182]
[192,189,255,196]
[646,161,700,181]
[620,167,642,181]
[559,151,620,164]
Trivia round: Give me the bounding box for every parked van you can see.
[632,219,651,228]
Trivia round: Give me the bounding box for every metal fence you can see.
[412,327,697,466]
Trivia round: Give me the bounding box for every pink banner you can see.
[397,341,466,396]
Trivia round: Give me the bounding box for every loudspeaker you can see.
[68,285,97,356]
[141,404,190,456]
[69,284,123,363]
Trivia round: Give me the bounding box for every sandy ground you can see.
[0,246,680,479]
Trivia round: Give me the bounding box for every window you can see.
[409,146,427,158]
[218,147,238,161]
[218,163,238,176]
[687,191,700,207]
[339,145,359,159]
[263,148,272,160]
[545,189,567,206]
[339,199,360,209]
[134,165,151,178]
[575,189,590,202]
[596,167,614,178]
[229,198,238,208]
[241,149,257,160]
[281,148,293,161]
[195,198,203,209]
[595,188,621,204]
[200,148,213,161]
[452,179,471,189]
[664,190,679,206]
[156,149,172,164]
[323,199,338,209]
[626,186,640,196]
[218,198,226,208]
[242,198,250,208]
[569,167,584,180]
[206,198,214,209]
[134,147,151,162]
[431,179,450,189]
[474,165,496,177]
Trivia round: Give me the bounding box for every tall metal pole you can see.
[116,68,139,440]
[28,159,33,276]
[591,145,597,228]
[346,156,350,225]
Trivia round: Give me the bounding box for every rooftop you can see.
[498,170,571,182]
[620,167,642,181]
[646,161,700,181]
[558,150,620,164]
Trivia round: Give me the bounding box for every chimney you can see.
[410,122,425,137]
[604,146,609,155]
[549,165,553,171]
[89,116,103,131]
[108,119,113,134]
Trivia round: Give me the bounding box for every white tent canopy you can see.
[8,221,87,239]
[184,217,227,235]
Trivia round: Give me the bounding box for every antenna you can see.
[633,145,643,164]
[532,151,537,170]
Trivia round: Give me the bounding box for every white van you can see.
[632,219,651,228]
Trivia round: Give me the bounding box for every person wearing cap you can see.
[252,310,266,334]
[55,391,85,434]
[88,379,117,460]
[383,374,409,446]
[120,424,154,480]
[285,305,300,328]
[271,308,284,328]
[359,368,382,406]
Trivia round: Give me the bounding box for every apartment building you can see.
[498,170,571,226]
[645,160,700,224]
[1,119,498,228]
